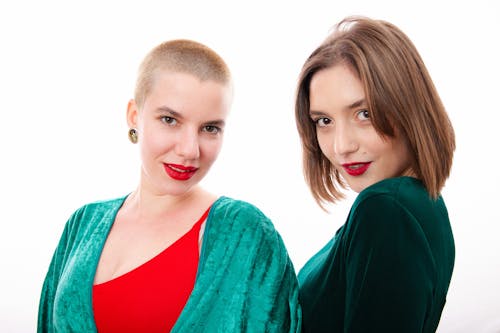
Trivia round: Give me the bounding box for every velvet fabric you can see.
[298,177,455,333]
[38,196,301,332]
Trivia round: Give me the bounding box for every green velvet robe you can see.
[38,196,301,332]
[298,177,454,332]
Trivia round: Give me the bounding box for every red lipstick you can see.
[164,163,198,181]
[342,162,371,176]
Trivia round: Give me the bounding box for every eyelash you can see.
[312,109,370,127]
[161,116,222,135]
[314,118,332,127]
[357,109,370,120]
[203,125,222,135]
[161,116,177,125]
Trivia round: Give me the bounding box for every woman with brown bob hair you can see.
[295,16,455,332]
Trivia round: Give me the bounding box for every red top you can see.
[92,208,210,333]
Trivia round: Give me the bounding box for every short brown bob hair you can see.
[135,39,231,109]
[295,16,455,208]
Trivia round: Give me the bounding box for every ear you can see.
[127,99,139,129]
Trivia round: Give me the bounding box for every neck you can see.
[401,167,418,179]
[125,185,209,219]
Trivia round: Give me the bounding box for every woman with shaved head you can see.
[38,39,300,333]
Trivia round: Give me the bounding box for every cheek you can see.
[317,133,334,161]
[139,130,172,158]
[140,135,159,153]
[201,139,223,162]
[363,129,387,154]
[392,141,413,170]
[139,140,156,163]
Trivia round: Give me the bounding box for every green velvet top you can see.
[38,196,301,332]
[298,177,454,333]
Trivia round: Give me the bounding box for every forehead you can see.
[144,70,232,120]
[309,64,365,111]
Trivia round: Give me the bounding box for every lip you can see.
[342,162,371,176]
[163,163,198,181]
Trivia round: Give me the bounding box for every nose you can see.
[333,123,358,156]
[175,128,200,160]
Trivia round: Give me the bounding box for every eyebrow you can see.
[309,98,367,116]
[205,119,226,128]
[156,106,226,127]
[347,98,367,110]
[156,106,182,118]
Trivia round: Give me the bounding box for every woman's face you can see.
[308,64,413,193]
[128,70,231,197]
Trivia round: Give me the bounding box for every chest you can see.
[94,215,201,285]
[297,226,348,329]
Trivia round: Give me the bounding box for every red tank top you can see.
[92,207,210,333]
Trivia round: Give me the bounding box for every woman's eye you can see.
[357,110,370,120]
[203,125,221,134]
[161,116,177,125]
[315,117,332,127]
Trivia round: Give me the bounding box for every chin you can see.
[158,180,195,196]
[341,174,372,193]
[350,186,364,194]
[347,180,372,193]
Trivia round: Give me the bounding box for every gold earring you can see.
[128,128,138,144]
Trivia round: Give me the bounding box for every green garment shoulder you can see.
[298,177,454,333]
[38,196,301,332]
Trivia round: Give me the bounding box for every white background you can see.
[1,0,499,332]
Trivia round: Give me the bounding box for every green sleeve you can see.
[171,199,301,332]
[210,203,302,333]
[37,219,71,332]
[238,205,301,332]
[247,230,301,333]
[344,195,435,332]
[37,206,91,333]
